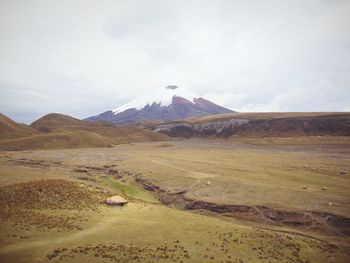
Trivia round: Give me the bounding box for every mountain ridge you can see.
[86,86,234,124]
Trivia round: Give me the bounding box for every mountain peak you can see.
[112,86,199,114]
[86,86,234,124]
[165,85,178,90]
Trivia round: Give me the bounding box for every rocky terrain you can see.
[155,113,350,138]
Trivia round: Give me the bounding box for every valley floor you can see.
[0,137,349,262]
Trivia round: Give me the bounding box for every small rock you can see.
[206,181,212,185]
[339,171,346,175]
[106,196,128,206]
[328,202,333,206]
[302,186,308,190]
[322,187,328,191]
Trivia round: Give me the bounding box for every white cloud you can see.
[0,0,349,123]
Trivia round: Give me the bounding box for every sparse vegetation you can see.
[0,179,109,232]
[0,134,349,262]
[101,177,159,203]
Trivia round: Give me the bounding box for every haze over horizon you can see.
[0,0,350,124]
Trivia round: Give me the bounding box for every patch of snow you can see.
[113,86,200,114]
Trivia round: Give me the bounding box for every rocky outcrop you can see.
[106,196,128,206]
[154,115,350,138]
[155,119,249,138]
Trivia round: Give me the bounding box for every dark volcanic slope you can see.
[154,113,350,138]
[86,96,233,124]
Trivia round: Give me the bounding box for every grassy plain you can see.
[0,137,349,262]
[103,139,350,217]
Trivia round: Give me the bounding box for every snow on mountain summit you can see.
[112,86,199,114]
[85,85,234,124]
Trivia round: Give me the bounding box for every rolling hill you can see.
[2,111,350,151]
[0,130,114,151]
[30,113,99,132]
[0,113,168,151]
[0,113,38,140]
[30,113,168,144]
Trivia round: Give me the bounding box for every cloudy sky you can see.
[0,0,349,123]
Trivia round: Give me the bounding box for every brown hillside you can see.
[30,113,169,144]
[0,113,38,140]
[0,113,168,151]
[0,130,113,151]
[30,113,97,132]
[0,179,110,231]
[0,179,108,210]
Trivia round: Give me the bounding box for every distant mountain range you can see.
[2,86,349,151]
[85,86,234,124]
[1,111,349,151]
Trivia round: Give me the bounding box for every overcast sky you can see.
[0,0,349,124]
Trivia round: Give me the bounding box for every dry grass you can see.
[0,130,114,150]
[0,113,169,150]
[0,179,108,210]
[90,126,169,144]
[30,113,95,132]
[0,179,109,233]
[186,112,350,124]
[233,136,350,146]
[1,202,348,263]
[0,138,349,262]
[0,113,38,140]
[29,112,169,144]
[106,140,350,218]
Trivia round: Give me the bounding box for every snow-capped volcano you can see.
[86,86,234,124]
[112,86,199,114]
